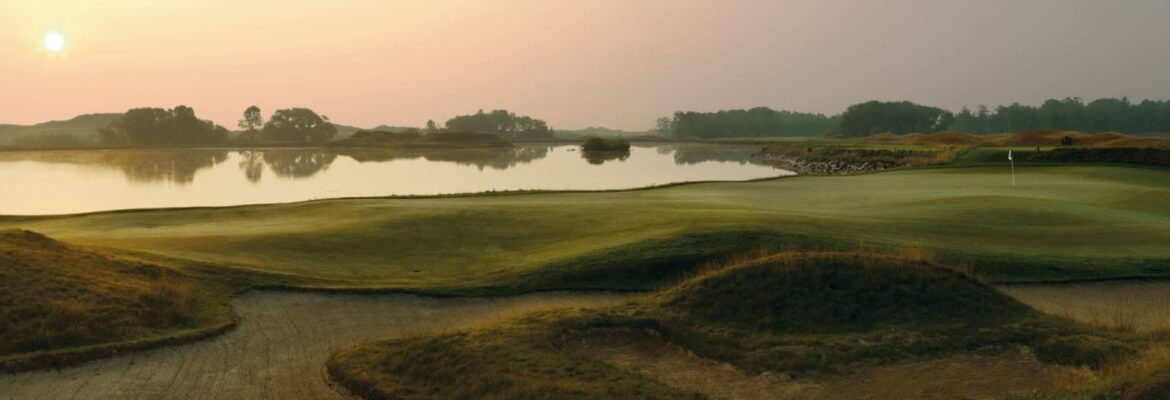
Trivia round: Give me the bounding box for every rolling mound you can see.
[661,252,1027,333]
[855,130,1170,149]
[0,230,196,359]
[328,251,1137,399]
[909,131,985,146]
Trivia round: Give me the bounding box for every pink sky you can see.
[3,0,1170,130]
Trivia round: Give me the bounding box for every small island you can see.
[579,137,631,164]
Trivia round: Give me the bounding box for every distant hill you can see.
[295,123,418,139]
[0,113,122,144]
[555,127,651,139]
[329,130,512,148]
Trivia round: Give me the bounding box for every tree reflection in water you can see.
[262,151,338,179]
[581,151,630,165]
[336,145,551,170]
[0,149,230,184]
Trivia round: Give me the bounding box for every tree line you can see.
[96,106,339,146]
[658,97,1170,138]
[949,98,1170,135]
[655,107,839,138]
[443,109,554,139]
[93,106,558,147]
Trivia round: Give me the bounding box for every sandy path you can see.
[1000,280,1170,332]
[567,329,1083,400]
[0,291,628,400]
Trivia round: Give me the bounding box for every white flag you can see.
[1008,149,1013,161]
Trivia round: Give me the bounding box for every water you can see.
[0,144,790,215]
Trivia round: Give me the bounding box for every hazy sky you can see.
[3,0,1169,130]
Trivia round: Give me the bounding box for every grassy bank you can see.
[3,165,1167,285]
[328,251,1142,399]
[1,164,1168,369]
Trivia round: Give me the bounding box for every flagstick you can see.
[1008,149,1016,187]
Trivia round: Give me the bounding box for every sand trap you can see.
[0,291,627,400]
[1001,280,1170,332]
[565,329,1084,400]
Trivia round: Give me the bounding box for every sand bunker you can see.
[0,291,627,400]
[1001,280,1170,332]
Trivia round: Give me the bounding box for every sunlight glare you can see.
[43,31,66,52]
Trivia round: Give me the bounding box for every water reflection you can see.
[0,150,230,184]
[337,145,550,170]
[0,144,772,185]
[262,151,338,179]
[655,144,757,165]
[0,144,790,215]
[581,151,630,165]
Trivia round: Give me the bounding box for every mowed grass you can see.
[2,165,1168,286]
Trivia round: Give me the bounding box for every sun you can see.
[43,31,66,52]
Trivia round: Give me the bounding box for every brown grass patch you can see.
[0,229,199,357]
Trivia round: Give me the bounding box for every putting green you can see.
[3,165,1168,286]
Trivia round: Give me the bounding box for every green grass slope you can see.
[3,165,1168,285]
[328,251,1140,400]
[0,230,225,368]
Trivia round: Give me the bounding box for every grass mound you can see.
[0,230,197,358]
[910,131,985,146]
[1026,147,1170,167]
[329,251,1141,399]
[661,252,1027,333]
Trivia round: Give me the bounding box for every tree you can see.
[238,106,264,132]
[100,106,229,146]
[652,117,675,134]
[659,107,838,138]
[839,101,952,136]
[444,109,552,139]
[425,119,438,132]
[261,108,338,143]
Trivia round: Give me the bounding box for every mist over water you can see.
[0,144,790,215]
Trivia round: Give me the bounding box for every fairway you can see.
[3,165,1168,286]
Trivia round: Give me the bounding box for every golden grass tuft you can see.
[0,229,200,357]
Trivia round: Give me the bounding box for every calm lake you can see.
[0,144,790,215]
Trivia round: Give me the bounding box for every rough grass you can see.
[759,143,959,168]
[858,130,1170,149]
[328,251,1144,399]
[660,251,1024,333]
[0,230,200,357]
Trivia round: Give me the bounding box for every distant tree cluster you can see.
[99,106,230,146]
[950,98,1170,135]
[444,109,553,139]
[656,107,839,138]
[660,97,1170,138]
[839,97,1170,136]
[261,108,337,143]
[839,101,953,136]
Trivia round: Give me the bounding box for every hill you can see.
[0,230,197,360]
[556,127,651,139]
[328,251,1136,399]
[0,113,122,145]
[329,130,512,148]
